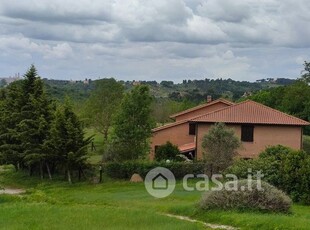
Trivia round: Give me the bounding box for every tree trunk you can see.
[29,166,33,176]
[46,163,52,180]
[39,161,44,179]
[14,164,18,172]
[67,169,72,184]
[78,167,81,181]
[103,129,108,141]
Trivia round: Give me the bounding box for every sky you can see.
[0,0,310,82]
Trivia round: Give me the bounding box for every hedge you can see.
[104,161,206,179]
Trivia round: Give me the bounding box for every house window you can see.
[241,125,254,142]
[189,123,196,135]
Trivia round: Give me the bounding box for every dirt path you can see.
[163,213,238,230]
[0,166,26,195]
[0,188,26,195]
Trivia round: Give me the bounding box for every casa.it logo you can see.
[144,167,176,198]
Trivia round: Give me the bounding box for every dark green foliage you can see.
[151,98,196,124]
[303,136,310,154]
[0,81,24,170]
[226,145,310,204]
[0,65,53,176]
[43,79,94,102]
[45,100,92,183]
[301,61,310,83]
[112,85,155,161]
[0,65,90,182]
[154,141,180,161]
[18,66,54,178]
[82,78,124,141]
[105,161,205,179]
[199,180,292,213]
[202,123,241,171]
[249,63,310,133]
[250,81,310,122]
[280,150,310,203]
[0,79,7,88]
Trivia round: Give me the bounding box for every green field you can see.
[1,166,310,230]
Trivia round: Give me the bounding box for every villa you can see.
[150,98,310,160]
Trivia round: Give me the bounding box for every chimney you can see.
[207,95,212,103]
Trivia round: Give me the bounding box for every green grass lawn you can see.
[1,166,310,229]
[84,128,104,164]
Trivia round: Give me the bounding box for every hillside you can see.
[42,77,296,103]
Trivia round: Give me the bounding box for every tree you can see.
[202,123,241,171]
[0,79,7,88]
[17,65,54,178]
[46,100,92,183]
[301,61,310,83]
[0,80,24,170]
[154,141,180,161]
[111,85,155,161]
[82,78,124,141]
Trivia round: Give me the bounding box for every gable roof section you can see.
[152,120,188,132]
[191,100,310,126]
[179,142,195,153]
[169,98,235,119]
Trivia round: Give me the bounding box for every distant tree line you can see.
[248,61,310,134]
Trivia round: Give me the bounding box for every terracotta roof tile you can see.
[169,98,235,119]
[191,100,310,126]
[179,142,196,153]
[152,120,188,132]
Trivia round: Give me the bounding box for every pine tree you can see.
[0,65,54,176]
[0,81,24,170]
[46,100,92,183]
[18,66,53,178]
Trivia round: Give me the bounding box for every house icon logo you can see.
[145,167,176,198]
[152,173,168,190]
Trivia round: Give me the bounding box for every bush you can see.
[280,150,310,204]
[201,123,240,171]
[225,158,282,188]
[259,145,293,160]
[155,141,180,161]
[199,180,292,213]
[226,145,310,204]
[303,135,310,154]
[104,161,206,179]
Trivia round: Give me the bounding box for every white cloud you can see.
[43,43,73,59]
[0,0,309,81]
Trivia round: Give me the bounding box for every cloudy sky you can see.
[0,0,310,82]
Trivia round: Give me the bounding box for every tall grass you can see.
[1,166,310,229]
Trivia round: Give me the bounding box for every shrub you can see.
[280,150,310,204]
[303,135,310,154]
[201,123,241,171]
[199,180,292,213]
[104,161,206,179]
[259,145,293,160]
[155,141,180,161]
[225,158,282,187]
[226,145,310,204]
